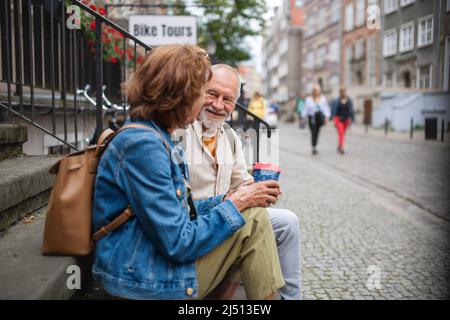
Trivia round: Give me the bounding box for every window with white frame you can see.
[355,39,365,59]
[308,14,316,36]
[384,0,398,14]
[356,0,366,27]
[383,29,397,56]
[329,74,339,88]
[315,46,327,67]
[400,0,414,7]
[418,16,433,47]
[399,22,414,52]
[329,39,340,61]
[318,8,326,31]
[331,0,341,23]
[418,65,431,89]
[345,3,354,31]
[295,0,304,7]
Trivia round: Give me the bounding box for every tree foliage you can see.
[191,0,267,67]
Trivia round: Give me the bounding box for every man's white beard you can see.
[198,106,229,138]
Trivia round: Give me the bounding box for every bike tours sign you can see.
[129,15,197,46]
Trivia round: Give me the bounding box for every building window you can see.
[315,46,327,67]
[329,74,339,88]
[331,0,341,23]
[308,14,316,36]
[399,22,414,52]
[356,0,366,27]
[318,8,326,31]
[418,16,433,47]
[295,0,304,7]
[306,51,314,68]
[345,3,354,31]
[418,65,431,89]
[329,39,340,62]
[400,0,414,7]
[384,29,397,56]
[384,0,398,14]
[354,39,365,59]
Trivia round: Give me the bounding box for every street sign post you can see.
[129,15,197,46]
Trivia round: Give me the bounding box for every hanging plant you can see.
[64,0,144,67]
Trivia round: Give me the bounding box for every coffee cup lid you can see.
[253,163,281,172]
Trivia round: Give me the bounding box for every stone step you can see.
[0,206,85,299]
[0,155,58,230]
[0,123,27,161]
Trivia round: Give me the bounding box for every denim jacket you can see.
[92,120,245,299]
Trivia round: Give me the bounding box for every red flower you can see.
[89,4,97,11]
[87,39,94,48]
[110,57,118,63]
[137,56,143,64]
[114,45,119,52]
[99,8,107,16]
[82,0,90,4]
[90,20,96,30]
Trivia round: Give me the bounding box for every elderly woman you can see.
[92,44,284,300]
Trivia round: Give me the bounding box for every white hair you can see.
[211,64,241,100]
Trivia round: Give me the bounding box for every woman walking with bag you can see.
[301,84,331,155]
[330,87,354,154]
[92,44,284,300]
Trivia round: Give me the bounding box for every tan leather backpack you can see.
[42,124,167,256]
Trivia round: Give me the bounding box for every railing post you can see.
[442,119,445,143]
[384,118,388,135]
[94,17,103,142]
[410,118,414,139]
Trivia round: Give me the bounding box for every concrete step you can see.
[0,123,27,161]
[0,206,82,299]
[0,155,59,230]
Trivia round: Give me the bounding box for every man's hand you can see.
[225,180,281,212]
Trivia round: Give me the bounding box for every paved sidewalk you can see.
[275,123,449,299]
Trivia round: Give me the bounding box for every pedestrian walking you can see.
[301,84,331,155]
[331,87,355,154]
[295,92,306,129]
[248,91,267,119]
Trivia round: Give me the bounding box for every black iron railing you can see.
[228,102,272,163]
[0,0,151,151]
[0,0,269,160]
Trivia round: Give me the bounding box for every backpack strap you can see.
[92,123,172,242]
[96,123,171,157]
[223,122,236,156]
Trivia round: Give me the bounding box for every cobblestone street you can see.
[274,123,450,300]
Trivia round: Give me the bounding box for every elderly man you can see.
[181,64,301,300]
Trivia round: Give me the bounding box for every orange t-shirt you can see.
[202,135,217,157]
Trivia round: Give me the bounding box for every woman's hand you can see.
[225,180,281,212]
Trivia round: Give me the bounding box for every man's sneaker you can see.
[312,149,318,155]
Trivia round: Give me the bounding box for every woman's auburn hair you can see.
[124,44,211,129]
